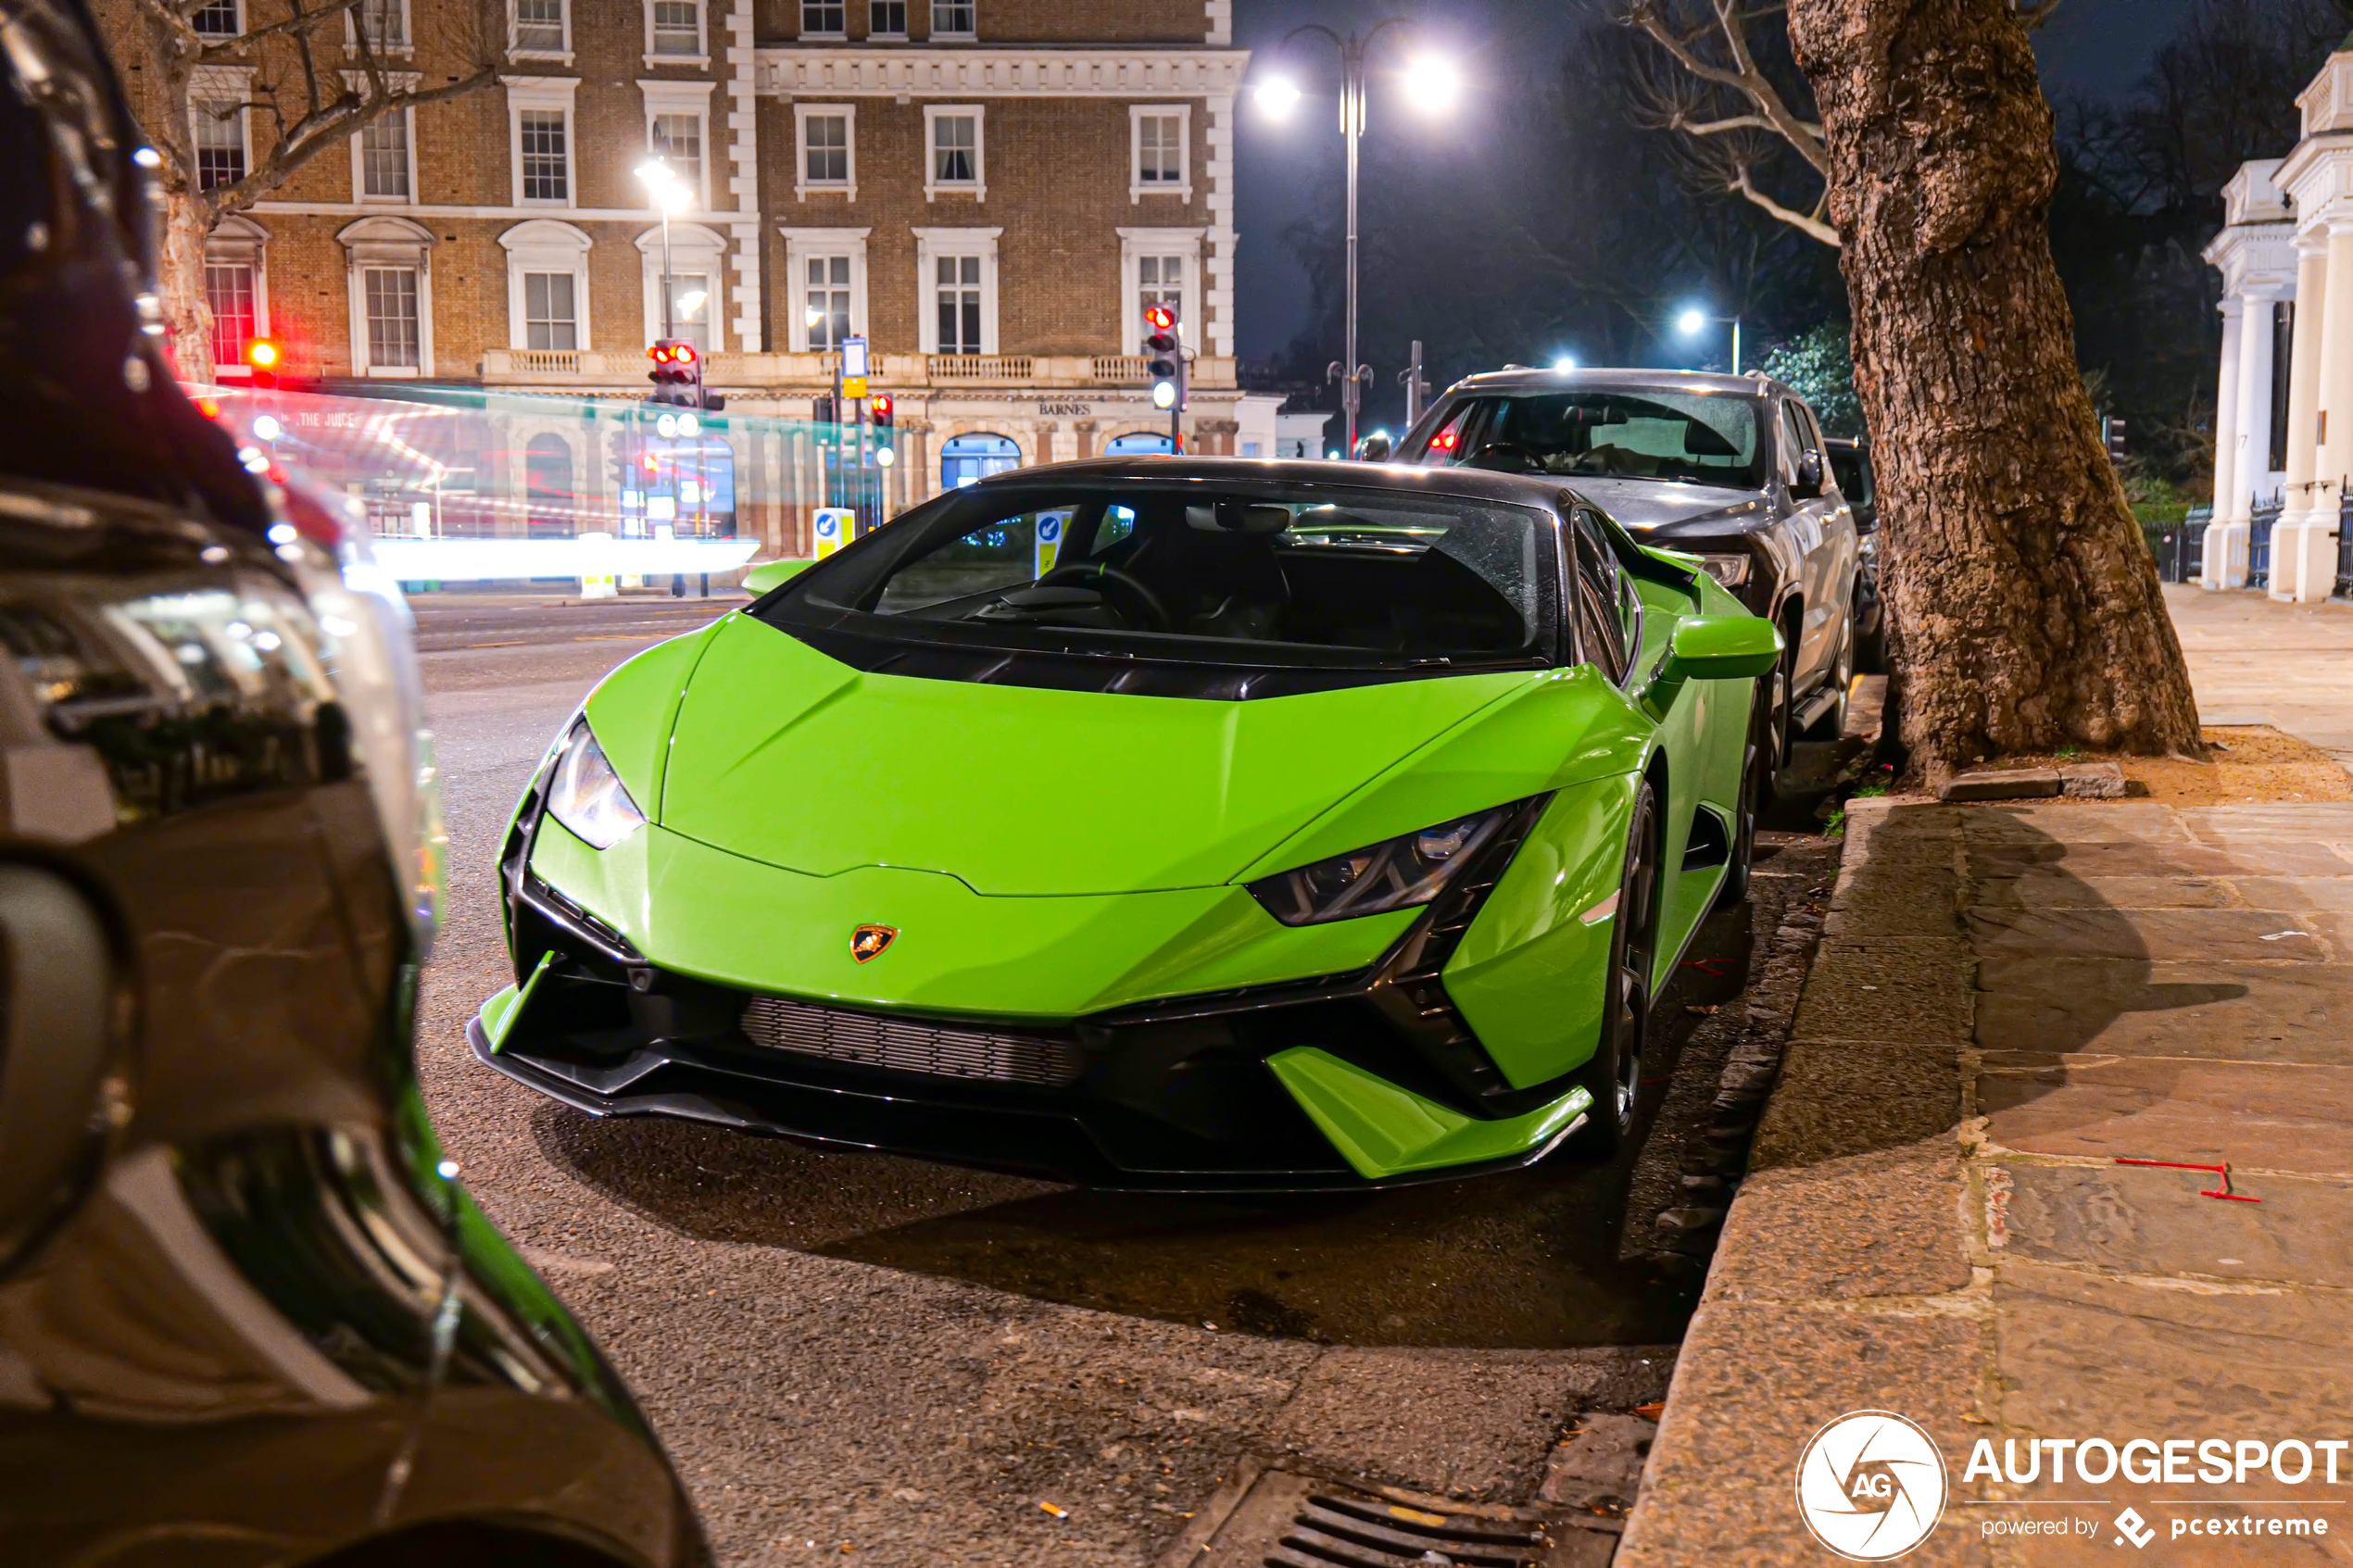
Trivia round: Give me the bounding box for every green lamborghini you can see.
[472,458,1780,1190]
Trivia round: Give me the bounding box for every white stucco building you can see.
[2203,49,2353,602]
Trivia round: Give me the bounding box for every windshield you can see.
[1405,390,1765,490]
[1829,445,1872,507]
[764,481,1558,671]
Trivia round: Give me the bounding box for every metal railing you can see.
[2249,502,2280,592]
[2338,492,2353,600]
[2154,507,2208,584]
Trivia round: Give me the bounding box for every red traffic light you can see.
[871,394,892,417]
[647,341,699,366]
[245,337,281,370]
[1143,305,1176,332]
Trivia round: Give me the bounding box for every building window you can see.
[513,0,565,53]
[801,0,843,33]
[207,261,258,368]
[925,106,982,199]
[940,432,1017,489]
[191,0,239,36]
[363,267,421,369]
[661,273,712,349]
[1137,113,1180,184]
[930,0,974,36]
[804,255,850,349]
[1138,254,1182,319]
[522,271,577,350]
[869,0,904,35]
[803,113,848,184]
[193,101,245,191]
[519,108,568,201]
[355,0,406,48]
[649,0,698,56]
[935,255,981,355]
[649,113,701,194]
[359,110,411,200]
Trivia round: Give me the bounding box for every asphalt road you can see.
[409,591,1817,1565]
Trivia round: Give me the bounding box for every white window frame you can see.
[337,214,435,377]
[642,0,708,69]
[1128,104,1190,203]
[191,0,243,38]
[923,104,984,203]
[502,75,579,207]
[636,221,728,351]
[793,102,856,202]
[799,0,846,38]
[188,65,255,194]
[638,79,717,211]
[204,214,271,379]
[1117,228,1202,355]
[508,0,573,64]
[340,72,422,205]
[780,226,869,352]
[343,0,413,56]
[928,0,975,40]
[912,226,999,356]
[498,219,593,352]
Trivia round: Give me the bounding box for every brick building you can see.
[111,0,1280,533]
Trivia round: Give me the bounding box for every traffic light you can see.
[1144,304,1186,413]
[245,336,281,388]
[648,339,702,407]
[871,393,893,431]
[2106,418,2127,466]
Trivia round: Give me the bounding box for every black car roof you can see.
[974,454,1578,511]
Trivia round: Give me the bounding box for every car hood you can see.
[640,615,1570,897]
[1567,476,1771,537]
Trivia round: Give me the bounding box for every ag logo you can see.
[1794,1411,1948,1561]
[849,923,898,963]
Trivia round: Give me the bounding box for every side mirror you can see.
[1793,451,1825,497]
[743,558,809,596]
[1353,433,1393,462]
[1662,614,1782,683]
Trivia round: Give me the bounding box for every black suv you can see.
[1393,369,1861,770]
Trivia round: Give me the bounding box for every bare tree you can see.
[121,0,499,378]
[1620,0,2063,247]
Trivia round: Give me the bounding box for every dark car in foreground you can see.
[0,1,706,1562]
[1825,436,1885,672]
[1392,369,1860,773]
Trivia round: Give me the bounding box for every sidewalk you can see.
[1619,595,2353,1564]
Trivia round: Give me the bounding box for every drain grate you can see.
[1159,1465,1614,1568]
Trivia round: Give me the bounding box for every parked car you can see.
[1825,436,1886,673]
[472,458,1780,1188]
[0,3,707,1562]
[1392,369,1861,776]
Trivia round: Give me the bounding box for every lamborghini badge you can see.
[850,923,898,963]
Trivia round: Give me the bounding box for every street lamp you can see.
[1677,307,1743,375]
[635,160,689,340]
[1554,356,1578,372]
[1255,21,1455,458]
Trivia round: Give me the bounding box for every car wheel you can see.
[1754,658,1792,804]
[1715,746,1759,909]
[1576,781,1658,1156]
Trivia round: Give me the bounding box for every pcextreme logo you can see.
[1795,1411,1950,1561]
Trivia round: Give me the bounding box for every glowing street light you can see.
[1554,356,1578,372]
[1400,55,1459,114]
[636,160,690,340]
[1677,307,1743,374]
[1253,76,1302,117]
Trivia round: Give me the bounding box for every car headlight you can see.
[546,720,648,850]
[1695,553,1752,589]
[1248,805,1517,926]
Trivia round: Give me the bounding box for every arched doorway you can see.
[941,432,1020,489]
[525,433,574,538]
[1105,431,1176,456]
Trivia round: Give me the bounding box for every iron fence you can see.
[2152,508,2208,584]
[2250,502,2280,592]
[2339,492,2353,600]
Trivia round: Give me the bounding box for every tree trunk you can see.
[158,184,216,383]
[1786,0,2201,781]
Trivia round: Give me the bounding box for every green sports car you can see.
[472,458,1780,1190]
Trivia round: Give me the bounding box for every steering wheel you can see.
[1463,442,1543,473]
[1037,562,1172,632]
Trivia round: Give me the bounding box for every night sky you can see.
[1231,0,2208,365]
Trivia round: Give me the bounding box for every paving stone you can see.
[1705,1148,1970,1302]
[1791,939,1974,1046]
[1617,1304,1992,1568]
[1959,804,2196,846]
[1998,1163,2353,1288]
[1941,769,2063,802]
[1974,958,2353,1063]
[2225,876,2353,911]
[1970,876,2241,910]
[1978,1057,2353,1176]
[1965,906,2334,963]
[1752,1041,1963,1169]
[1969,840,2353,879]
[2177,803,2353,844]
[2058,761,2129,800]
[1994,1259,2353,1437]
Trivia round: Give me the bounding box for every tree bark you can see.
[1787,0,2201,780]
[159,184,216,382]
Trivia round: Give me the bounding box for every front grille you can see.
[739,995,1082,1087]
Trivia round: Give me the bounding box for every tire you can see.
[1715,744,1759,909]
[1802,617,1856,743]
[1754,653,1793,806]
[1576,781,1659,1156]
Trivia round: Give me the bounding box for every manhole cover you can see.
[1160,1462,1617,1568]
